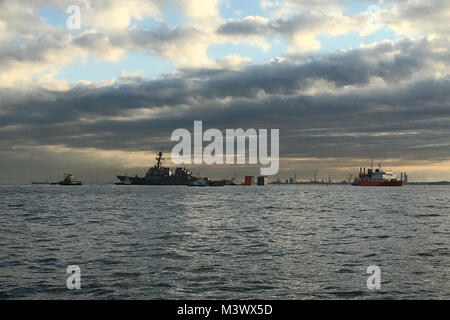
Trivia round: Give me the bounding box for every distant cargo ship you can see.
[59,173,82,185]
[353,166,404,187]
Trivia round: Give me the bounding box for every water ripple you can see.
[0,184,448,299]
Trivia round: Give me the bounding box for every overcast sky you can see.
[0,0,449,183]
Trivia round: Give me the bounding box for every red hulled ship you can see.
[353,165,405,187]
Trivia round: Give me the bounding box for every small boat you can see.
[59,173,82,185]
[188,179,208,187]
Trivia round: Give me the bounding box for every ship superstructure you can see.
[59,173,82,185]
[116,151,200,185]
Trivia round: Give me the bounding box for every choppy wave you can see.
[0,184,449,299]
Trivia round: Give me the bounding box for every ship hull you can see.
[354,181,403,187]
[116,175,197,185]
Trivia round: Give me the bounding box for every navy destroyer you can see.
[116,151,203,185]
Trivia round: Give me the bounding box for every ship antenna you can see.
[156,150,164,168]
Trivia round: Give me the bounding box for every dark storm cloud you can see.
[2,78,450,162]
[1,38,445,122]
[0,38,449,164]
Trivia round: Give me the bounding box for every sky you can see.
[0,0,449,183]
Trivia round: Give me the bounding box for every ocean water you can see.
[0,184,448,300]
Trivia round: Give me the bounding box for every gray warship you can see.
[116,151,204,185]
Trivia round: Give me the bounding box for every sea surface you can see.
[0,184,449,300]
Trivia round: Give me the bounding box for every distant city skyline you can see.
[1,0,450,183]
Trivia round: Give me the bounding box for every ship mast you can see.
[155,151,164,168]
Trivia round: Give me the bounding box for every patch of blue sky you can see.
[55,52,175,83]
[342,0,376,15]
[129,16,161,30]
[37,7,67,27]
[162,2,187,27]
[207,36,288,64]
[220,0,268,19]
[342,0,394,16]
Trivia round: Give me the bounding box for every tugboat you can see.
[59,173,82,185]
[353,165,404,187]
